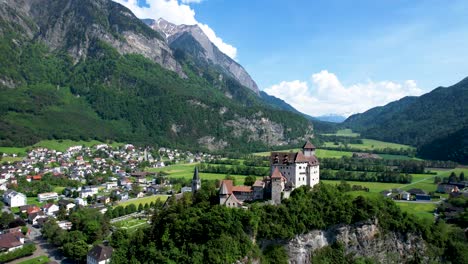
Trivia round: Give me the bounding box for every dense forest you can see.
[343,79,468,163]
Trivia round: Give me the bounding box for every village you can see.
[0,143,218,263]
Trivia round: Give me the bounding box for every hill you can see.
[343,77,468,163]
[0,0,314,152]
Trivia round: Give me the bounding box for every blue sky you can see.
[116,0,468,116]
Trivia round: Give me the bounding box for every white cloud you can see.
[113,0,237,59]
[181,0,203,3]
[264,70,424,117]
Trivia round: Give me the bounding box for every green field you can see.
[378,154,420,160]
[322,129,360,137]
[116,195,170,208]
[254,148,353,159]
[27,197,45,207]
[323,139,414,152]
[32,139,125,152]
[1,156,24,163]
[0,146,28,156]
[147,163,261,185]
[396,202,437,221]
[17,256,50,264]
[113,217,148,230]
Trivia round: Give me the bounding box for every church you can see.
[219,141,320,207]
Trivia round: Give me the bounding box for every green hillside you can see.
[0,0,312,153]
[343,78,468,163]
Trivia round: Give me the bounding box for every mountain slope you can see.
[0,0,313,152]
[144,18,260,95]
[343,77,468,162]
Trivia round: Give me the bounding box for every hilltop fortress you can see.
[219,141,320,207]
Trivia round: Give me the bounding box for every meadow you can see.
[113,218,148,230]
[116,195,170,208]
[323,139,415,152]
[321,129,360,137]
[17,256,50,264]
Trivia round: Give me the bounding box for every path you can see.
[399,174,436,189]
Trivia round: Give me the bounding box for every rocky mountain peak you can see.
[144,17,260,95]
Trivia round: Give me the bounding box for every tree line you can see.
[321,169,413,184]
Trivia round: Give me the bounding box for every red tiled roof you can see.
[219,180,233,194]
[295,151,309,163]
[252,180,264,187]
[27,205,41,215]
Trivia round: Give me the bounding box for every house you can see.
[219,180,243,208]
[28,211,47,225]
[19,205,40,215]
[42,203,60,216]
[57,220,73,230]
[37,192,59,202]
[415,194,431,201]
[437,184,459,194]
[80,186,99,198]
[75,198,88,206]
[0,232,25,252]
[58,199,76,212]
[97,196,111,205]
[380,190,392,198]
[2,190,27,207]
[181,187,192,193]
[87,245,113,264]
[407,188,427,196]
[146,185,160,194]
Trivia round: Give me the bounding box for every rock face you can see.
[262,219,428,264]
[145,18,260,95]
[0,0,185,76]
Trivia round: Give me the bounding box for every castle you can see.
[219,141,320,207]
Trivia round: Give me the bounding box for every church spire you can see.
[192,167,201,192]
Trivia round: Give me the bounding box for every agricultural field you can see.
[116,195,170,208]
[1,156,24,163]
[321,129,360,137]
[147,163,260,185]
[323,139,414,152]
[0,146,28,156]
[32,139,125,152]
[396,202,437,221]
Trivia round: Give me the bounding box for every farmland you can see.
[116,195,170,208]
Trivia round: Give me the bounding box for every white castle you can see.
[219,141,320,207]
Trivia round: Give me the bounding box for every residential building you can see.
[2,190,27,207]
[37,192,59,202]
[87,245,113,264]
[0,232,25,252]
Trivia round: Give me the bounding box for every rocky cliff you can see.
[261,219,429,264]
[145,18,260,95]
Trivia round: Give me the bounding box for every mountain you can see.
[143,18,260,95]
[313,114,346,123]
[0,0,313,152]
[343,77,468,163]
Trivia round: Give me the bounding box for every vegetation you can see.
[17,256,50,264]
[343,79,468,163]
[0,244,36,263]
[107,184,467,263]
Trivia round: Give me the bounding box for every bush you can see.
[0,243,36,263]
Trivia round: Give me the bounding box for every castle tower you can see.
[271,167,285,205]
[192,167,201,193]
[302,141,316,157]
[219,180,229,205]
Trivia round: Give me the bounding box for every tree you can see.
[0,212,14,229]
[63,240,89,262]
[434,176,442,184]
[449,172,458,183]
[244,176,256,186]
[460,172,465,182]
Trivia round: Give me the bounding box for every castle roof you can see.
[219,180,233,195]
[303,141,316,149]
[253,180,264,188]
[270,151,319,166]
[232,185,253,193]
[271,167,287,181]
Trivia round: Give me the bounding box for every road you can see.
[7,225,74,264]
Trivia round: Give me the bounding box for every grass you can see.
[147,163,262,185]
[32,139,125,152]
[113,217,148,229]
[396,202,437,221]
[17,256,50,264]
[53,186,66,194]
[0,146,28,156]
[116,195,170,208]
[27,197,45,207]
[1,156,24,163]
[254,148,353,159]
[378,154,420,160]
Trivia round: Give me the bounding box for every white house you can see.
[42,203,60,216]
[2,190,27,207]
[80,186,99,198]
[75,198,88,206]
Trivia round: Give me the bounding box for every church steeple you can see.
[192,167,201,192]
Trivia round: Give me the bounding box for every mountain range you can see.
[0,0,314,152]
[343,77,468,163]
